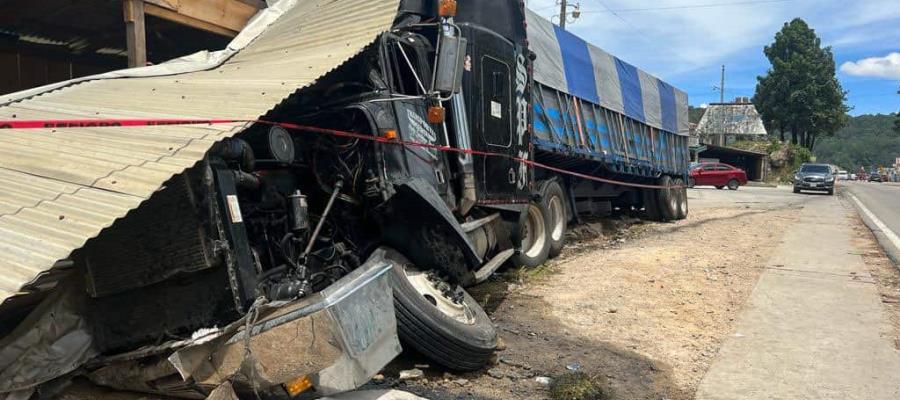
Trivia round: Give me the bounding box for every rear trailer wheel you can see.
[540,180,567,258]
[656,175,678,221]
[674,178,688,220]
[727,179,740,190]
[385,248,497,371]
[511,201,552,268]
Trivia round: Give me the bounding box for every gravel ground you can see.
[382,190,803,400]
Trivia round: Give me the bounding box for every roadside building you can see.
[690,97,770,181]
[695,97,768,146]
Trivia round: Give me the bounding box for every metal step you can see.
[460,213,501,233]
[474,248,515,284]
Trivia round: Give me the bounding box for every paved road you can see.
[696,189,900,400]
[842,181,900,263]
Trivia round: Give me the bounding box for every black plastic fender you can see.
[381,178,483,286]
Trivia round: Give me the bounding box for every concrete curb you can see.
[846,193,900,267]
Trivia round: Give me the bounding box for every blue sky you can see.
[526,0,900,115]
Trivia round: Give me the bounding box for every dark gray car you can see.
[793,163,836,195]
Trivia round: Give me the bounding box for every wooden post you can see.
[124,0,146,68]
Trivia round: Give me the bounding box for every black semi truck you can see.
[0,0,689,397]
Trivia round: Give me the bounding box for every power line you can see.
[580,0,793,14]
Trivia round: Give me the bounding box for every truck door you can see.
[463,27,529,204]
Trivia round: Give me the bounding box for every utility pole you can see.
[719,65,725,103]
[559,0,568,29]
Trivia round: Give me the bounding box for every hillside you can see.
[813,113,899,171]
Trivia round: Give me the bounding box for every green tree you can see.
[753,18,849,149]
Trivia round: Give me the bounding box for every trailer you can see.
[0,1,689,398]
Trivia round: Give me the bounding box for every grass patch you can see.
[550,372,612,400]
[504,263,559,285]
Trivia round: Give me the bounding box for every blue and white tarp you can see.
[526,9,689,136]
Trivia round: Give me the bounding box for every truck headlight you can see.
[826,176,835,182]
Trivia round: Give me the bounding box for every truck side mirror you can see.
[433,36,467,95]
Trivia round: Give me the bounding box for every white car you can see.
[836,170,849,180]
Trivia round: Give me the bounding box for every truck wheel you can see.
[511,201,551,268]
[539,180,567,258]
[386,248,497,371]
[642,188,662,221]
[656,176,678,221]
[727,179,740,190]
[674,178,688,220]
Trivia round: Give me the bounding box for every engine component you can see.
[304,180,344,257]
[247,125,296,164]
[212,138,256,171]
[267,125,296,163]
[232,170,261,191]
[288,190,310,233]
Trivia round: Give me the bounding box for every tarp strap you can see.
[0,118,685,190]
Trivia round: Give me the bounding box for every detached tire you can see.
[539,180,567,258]
[674,178,688,220]
[511,201,551,268]
[385,248,497,371]
[656,175,678,221]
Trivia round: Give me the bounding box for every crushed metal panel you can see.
[0,0,402,306]
[83,254,398,398]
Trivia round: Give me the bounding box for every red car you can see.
[689,163,748,190]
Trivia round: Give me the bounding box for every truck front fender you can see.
[380,178,482,286]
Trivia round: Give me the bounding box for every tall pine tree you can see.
[753,19,849,149]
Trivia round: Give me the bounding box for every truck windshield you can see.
[800,165,830,173]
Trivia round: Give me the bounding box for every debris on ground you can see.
[398,369,425,381]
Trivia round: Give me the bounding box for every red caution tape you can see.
[0,117,684,190]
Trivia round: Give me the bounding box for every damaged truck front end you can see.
[0,1,513,397]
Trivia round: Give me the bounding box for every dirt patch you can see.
[847,205,900,350]
[385,204,800,399]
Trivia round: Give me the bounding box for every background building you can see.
[694,97,768,146]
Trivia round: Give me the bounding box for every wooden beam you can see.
[143,0,261,36]
[144,4,238,37]
[123,0,147,68]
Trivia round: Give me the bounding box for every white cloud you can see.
[524,0,900,80]
[840,53,900,79]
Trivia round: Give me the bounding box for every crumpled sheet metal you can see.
[90,250,400,398]
[0,277,97,393]
[0,0,401,308]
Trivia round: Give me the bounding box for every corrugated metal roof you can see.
[695,103,768,136]
[0,0,401,305]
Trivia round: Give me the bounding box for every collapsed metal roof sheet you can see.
[0,0,401,305]
[695,103,768,136]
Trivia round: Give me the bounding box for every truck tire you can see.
[511,201,551,268]
[642,188,662,221]
[674,178,688,220]
[656,175,678,221]
[539,180,567,258]
[385,248,497,371]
